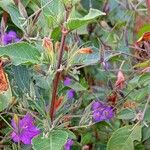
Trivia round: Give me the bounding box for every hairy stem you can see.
[50,6,70,123]
[50,32,67,122]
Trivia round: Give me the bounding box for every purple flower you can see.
[92,101,114,123]
[93,110,106,122]
[14,38,20,42]
[64,77,72,86]
[11,114,40,145]
[64,139,74,150]
[2,30,20,45]
[7,30,17,39]
[2,33,9,45]
[92,101,104,110]
[67,89,75,99]
[102,106,114,119]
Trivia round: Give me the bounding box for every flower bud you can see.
[43,37,53,55]
[78,47,93,54]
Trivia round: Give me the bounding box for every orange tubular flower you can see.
[115,70,125,90]
[78,47,93,54]
[42,37,53,55]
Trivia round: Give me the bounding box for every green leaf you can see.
[94,143,107,150]
[128,87,148,102]
[117,109,136,120]
[51,27,61,41]
[135,144,145,150]
[64,129,77,140]
[142,126,150,141]
[0,0,23,30]
[13,66,31,93]
[76,52,100,65]
[0,75,12,112]
[106,125,142,150]
[22,0,31,6]
[137,24,150,39]
[71,47,100,66]
[144,107,150,123]
[133,60,150,69]
[128,76,140,87]
[42,0,64,27]
[81,132,93,145]
[32,130,68,150]
[79,103,92,125]
[0,42,41,65]
[68,82,86,91]
[139,73,150,85]
[65,8,105,31]
[61,0,80,6]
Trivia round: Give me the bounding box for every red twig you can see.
[49,6,71,123]
[50,29,67,122]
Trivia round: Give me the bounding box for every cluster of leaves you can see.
[0,0,150,150]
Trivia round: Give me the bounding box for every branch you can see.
[50,31,67,122]
[49,6,70,123]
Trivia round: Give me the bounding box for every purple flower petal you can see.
[67,89,75,99]
[92,101,114,123]
[1,30,20,45]
[65,146,71,150]
[102,107,114,120]
[93,110,106,122]
[64,139,74,150]
[11,113,40,145]
[64,77,72,86]
[19,114,34,127]
[2,34,9,45]
[11,132,20,142]
[14,38,20,42]
[7,30,17,39]
[20,127,40,144]
[11,119,17,129]
[20,134,32,145]
[92,101,104,110]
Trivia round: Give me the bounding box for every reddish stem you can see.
[50,30,67,122]
[49,4,71,122]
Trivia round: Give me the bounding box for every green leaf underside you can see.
[6,4,23,29]
[106,125,142,150]
[0,42,41,65]
[71,47,100,66]
[76,52,100,65]
[13,66,31,93]
[65,8,105,31]
[32,130,68,150]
